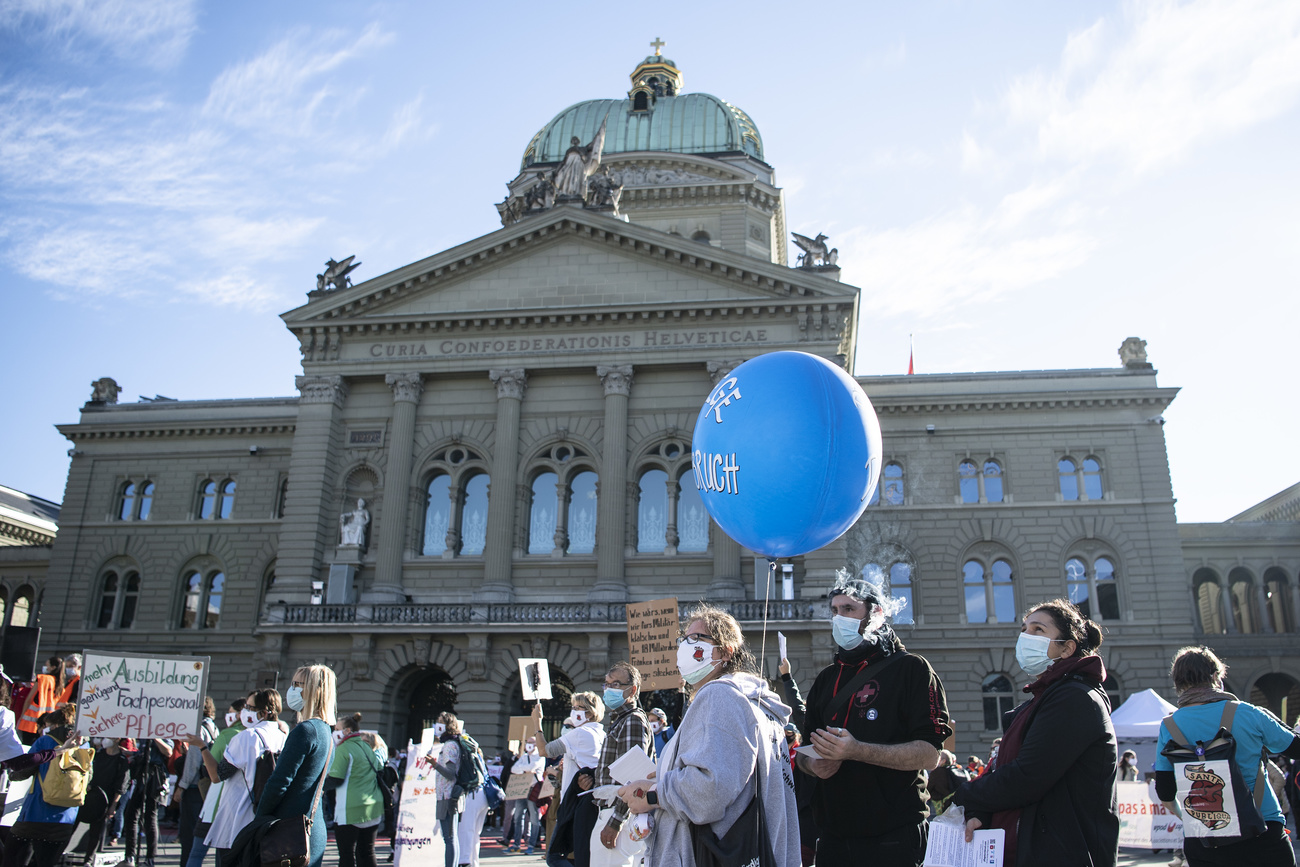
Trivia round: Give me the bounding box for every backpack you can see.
[251,748,280,806]
[453,736,487,796]
[38,747,94,808]
[1160,701,1268,842]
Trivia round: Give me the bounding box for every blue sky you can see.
[2,0,1297,522]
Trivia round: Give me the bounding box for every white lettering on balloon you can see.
[693,450,740,495]
[704,376,742,424]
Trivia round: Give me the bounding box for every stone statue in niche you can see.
[339,498,371,548]
[90,377,121,404]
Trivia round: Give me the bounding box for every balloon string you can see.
[760,558,775,680]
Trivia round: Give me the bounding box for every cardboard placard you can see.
[508,716,534,749]
[503,771,534,800]
[518,658,552,700]
[625,597,682,692]
[78,650,210,739]
[394,738,445,867]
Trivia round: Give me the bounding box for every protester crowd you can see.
[1,572,1299,867]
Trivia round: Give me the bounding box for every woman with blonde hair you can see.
[618,603,800,866]
[255,665,337,867]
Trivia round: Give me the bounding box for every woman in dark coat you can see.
[953,599,1119,867]
[255,665,337,867]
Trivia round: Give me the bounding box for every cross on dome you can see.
[651,37,665,56]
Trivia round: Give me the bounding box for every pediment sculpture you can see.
[792,232,839,269]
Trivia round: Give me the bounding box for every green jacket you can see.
[328,734,384,827]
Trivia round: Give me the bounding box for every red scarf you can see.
[987,655,1105,865]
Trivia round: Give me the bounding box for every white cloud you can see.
[0,0,197,67]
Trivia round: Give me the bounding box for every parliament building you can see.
[3,51,1298,753]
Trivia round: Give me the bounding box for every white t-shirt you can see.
[557,722,605,801]
[0,709,25,763]
[205,721,288,848]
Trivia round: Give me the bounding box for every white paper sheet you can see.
[778,631,787,660]
[794,745,824,760]
[518,657,553,700]
[923,822,1004,867]
[608,745,656,784]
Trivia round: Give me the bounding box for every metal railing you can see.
[265,599,824,627]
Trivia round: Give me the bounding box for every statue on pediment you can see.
[1119,337,1150,368]
[317,256,361,292]
[339,498,370,548]
[523,174,555,212]
[586,167,623,212]
[553,117,607,201]
[792,232,838,269]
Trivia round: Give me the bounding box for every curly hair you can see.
[681,602,757,676]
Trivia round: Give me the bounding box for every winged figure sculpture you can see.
[317,255,362,292]
[792,232,833,269]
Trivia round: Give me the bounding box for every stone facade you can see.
[10,56,1299,756]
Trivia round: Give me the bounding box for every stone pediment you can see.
[283,209,856,327]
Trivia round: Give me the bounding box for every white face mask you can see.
[333,730,346,745]
[524,743,536,754]
[241,709,260,728]
[432,723,446,739]
[677,639,720,686]
[650,721,662,733]
[225,711,238,727]
[567,709,587,727]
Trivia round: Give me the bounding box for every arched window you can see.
[1193,568,1225,634]
[423,475,451,555]
[198,480,217,519]
[637,470,669,552]
[96,570,139,629]
[137,482,154,520]
[10,587,32,627]
[1082,457,1104,500]
[1263,567,1292,633]
[881,462,904,506]
[1065,553,1121,621]
[632,91,649,111]
[677,470,709,553]
[460,474,489,556]
[119,482,136,520]
[218,480,236,519]
[567,471,598,554]
[529,472,559,554]
[861,545,918,625]
[982,675,1015,730]
[1228,567,1258,634]
[179,570,224,629]
[1058,459,1079,500]
[1103,673,1123,709]
[964,558,1015,624]
[959,461,979,503]
[983,461,1004,503]
[890,562,914,625]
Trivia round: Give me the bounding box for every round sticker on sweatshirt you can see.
[867,709,878,721]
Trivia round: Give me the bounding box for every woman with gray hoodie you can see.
[617,603,799,867]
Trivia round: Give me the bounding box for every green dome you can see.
[521,93,764,169]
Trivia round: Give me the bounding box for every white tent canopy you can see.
[1111,688,1177,739]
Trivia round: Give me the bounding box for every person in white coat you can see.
[618,604,800,867]
[187,689,288,865]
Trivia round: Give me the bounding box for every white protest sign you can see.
[79,650,210,739]
[394,735,445,867]
[778,631,787,660]
[518,658,552,701]
[1117,781,1183,849]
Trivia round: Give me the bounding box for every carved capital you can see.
[295,374,347,406]
[490,368,528,401]
[597,364,634,397]
[385,372,424,404]
[706,360,742,385]
[466,633,491,681]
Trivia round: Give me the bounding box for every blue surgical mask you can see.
[831,614,864,650]
[1015,633,1062,678]
[286,686,304,712]
[603,686,626,710]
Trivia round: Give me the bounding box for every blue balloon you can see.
[691,351,882,559]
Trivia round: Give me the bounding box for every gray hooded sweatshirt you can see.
[647,672,800,867]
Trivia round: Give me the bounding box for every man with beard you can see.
[796,571,952,867]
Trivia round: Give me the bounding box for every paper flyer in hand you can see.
[778,631,787,660]
[608,745,656,784]
[923,808,1004,867]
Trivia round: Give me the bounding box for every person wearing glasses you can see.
[255,666,338,867]
[588,662,654,867]
[617,603,800,866]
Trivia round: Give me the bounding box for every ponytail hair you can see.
[341,712,362,732]
[1027,598,1103,657]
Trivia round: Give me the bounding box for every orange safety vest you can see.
[18,674,58,734]
[55,676,79,708]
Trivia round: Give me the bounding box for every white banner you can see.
[394,736,446,867]
[78,651,210,739]
[1117,781,1183,849]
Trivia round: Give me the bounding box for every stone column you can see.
[479,369,527,602]
[664,476,680,554]
[1220,583,1238,634]
[1256,584,1275,633]
[276,375,348,602]
[705,361,744,600]
[590,365,633,603]
[369,372,423,602]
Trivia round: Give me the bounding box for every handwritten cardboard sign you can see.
[625,598,682,692]
[394,733,445,867]
[78,650,210,739]
[508,716,534,749]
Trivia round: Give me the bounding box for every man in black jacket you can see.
[796,572,952,867]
